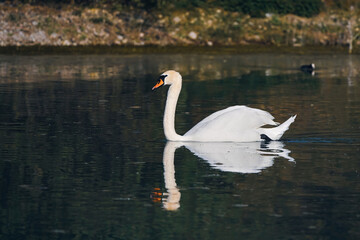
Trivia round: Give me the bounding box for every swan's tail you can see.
[261,115,296,141]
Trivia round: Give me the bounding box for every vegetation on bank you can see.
[5,0,325,17]
[5,0,360,15]
[0,0,359,53]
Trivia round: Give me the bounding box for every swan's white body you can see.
[153,70,296,142]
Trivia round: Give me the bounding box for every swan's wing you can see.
[184,106,278,141]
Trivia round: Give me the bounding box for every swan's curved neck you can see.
[163,81,184,141]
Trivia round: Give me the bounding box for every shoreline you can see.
[0,45,354,55]
[0,3,359,54]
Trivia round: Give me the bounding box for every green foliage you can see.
[7,13,20,22]
[270,15,281,26]
[89,17,113,25]
[326,0,360,10]
[219,0,323,17]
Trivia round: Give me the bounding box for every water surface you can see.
[0,53,359,239]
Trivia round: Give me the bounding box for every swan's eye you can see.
[159,75,167,80]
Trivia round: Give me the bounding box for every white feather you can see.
[185,106,279,142]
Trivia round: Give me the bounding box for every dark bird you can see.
[300,63,315,74]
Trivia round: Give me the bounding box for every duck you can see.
[152,70,296,142]
[300,63,315,74]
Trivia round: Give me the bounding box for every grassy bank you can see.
[0,2,359,53]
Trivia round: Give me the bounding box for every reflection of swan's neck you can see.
[163,142,182,211]
[164,82,183,141]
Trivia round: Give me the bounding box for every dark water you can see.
[0,53,359,240]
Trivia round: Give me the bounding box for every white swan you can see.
[152,70,296,142]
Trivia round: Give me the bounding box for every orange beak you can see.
[152,79,164,90]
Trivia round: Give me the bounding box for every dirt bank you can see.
[0,3,359,51]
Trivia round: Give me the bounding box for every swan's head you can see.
[152,70,182,90]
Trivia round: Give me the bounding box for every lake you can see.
[0,53,359,240]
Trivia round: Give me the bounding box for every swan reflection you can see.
[157,141,294,211]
